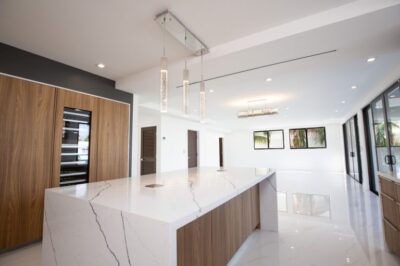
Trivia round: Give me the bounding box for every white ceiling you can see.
[1,0,400,130]
[0,0,356,79]
[118,2,400,130]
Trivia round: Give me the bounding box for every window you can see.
[253,130,284,149]
[289,127,326,149]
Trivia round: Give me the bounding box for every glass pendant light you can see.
[160,17,168,113]
[199,52,206,121]
[183,65,189,115]
[182,30,189,115]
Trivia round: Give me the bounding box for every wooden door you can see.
[141,126,156,175]
[0,75,55,250]
[53,89,98,186]
[188,130,198,168]
[96,98,129,181]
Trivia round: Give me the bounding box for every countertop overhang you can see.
[45,167,275,229]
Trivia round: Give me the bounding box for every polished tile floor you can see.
[229,170,400,266]
[1,170,399,266]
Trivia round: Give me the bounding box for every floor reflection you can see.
[292,193,331,218]
[229,170,400,266]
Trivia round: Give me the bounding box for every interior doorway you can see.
[188,130,198,168]
[219,137,224,168]
[343,115,362,183]
[140,126,156,175]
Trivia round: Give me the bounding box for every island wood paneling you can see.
[177,211,212,266]
[0,75,55,250]
[178,184,260,266]
[96,98,129,181]
[52,89,99,186]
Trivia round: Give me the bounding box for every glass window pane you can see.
[268,130,284,149]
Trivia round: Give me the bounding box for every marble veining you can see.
[43,210,58,266]
[88,200,120,265]
[42,167,277,266]
[120,212,132,266]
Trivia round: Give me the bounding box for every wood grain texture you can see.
[178,184,260,266]
[0,75,55,250]
[380,177,396,200]
[53,89,98,185]
[383,219,400,255]
[96,98,129,181]
[177,211,212,266]
[381,193,398,228]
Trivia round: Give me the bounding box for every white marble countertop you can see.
[46,167,275,229]
[378,171,400,183]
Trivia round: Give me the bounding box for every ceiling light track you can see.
[176,49,337,88]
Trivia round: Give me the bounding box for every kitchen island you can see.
[42,167,277,266]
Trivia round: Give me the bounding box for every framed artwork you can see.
[289,129,307,149]
[289,127,326,149]
[307,127,326,148]
[253,130,284,149]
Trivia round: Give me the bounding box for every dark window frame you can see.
[253,129,285,150]
[289,127,327,149]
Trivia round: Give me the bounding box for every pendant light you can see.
[182,30,189,115]
[160,17,168,113]
[199,52,206,121]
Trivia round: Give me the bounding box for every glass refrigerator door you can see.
[60,107,91,186]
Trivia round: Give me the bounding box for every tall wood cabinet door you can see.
[0,75,55,250]
[53,89,98,186]
[96,99,129,181]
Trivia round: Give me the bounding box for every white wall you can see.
[160,115,225,172]
[136,108,226,174]
[225,123,345,172]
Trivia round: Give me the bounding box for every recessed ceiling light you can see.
[367,57,376,63]
[335,110,339,113]
[351,85,357,90]
[265,78,272,82]
[341,100,346,104]
[96,63,105,68]
[285,107,290,110]
[209,89,214,93]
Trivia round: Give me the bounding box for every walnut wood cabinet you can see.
[96,98,129,181]
[0,75,56,250]
[379,175,400,257]
[177,184,260,266]
[0,75,130,251]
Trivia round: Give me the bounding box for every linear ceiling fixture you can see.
[238,99,278,118]
[156,10,209,115]
[177,49,337,88]
[155,10,209,55]
[160,16,168,113]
